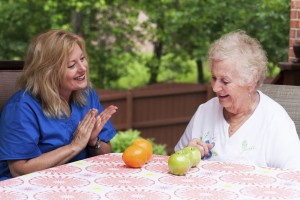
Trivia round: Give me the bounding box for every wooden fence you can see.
[97,83,210,154]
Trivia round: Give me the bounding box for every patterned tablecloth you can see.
[1,153,300,200]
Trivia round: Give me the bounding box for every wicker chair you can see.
[260,84,300,139]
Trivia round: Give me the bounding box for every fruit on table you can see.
[168,149,191,176]
[122,144,148,168]
[183,146,201,167]
[181,147,194,168]
[132,138,153,162]
[122,137,153,168]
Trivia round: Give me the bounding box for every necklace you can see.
[225,92,259,136]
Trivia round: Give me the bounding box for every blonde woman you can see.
[0,30,117,180]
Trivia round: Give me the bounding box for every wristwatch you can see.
[89,137,101,149]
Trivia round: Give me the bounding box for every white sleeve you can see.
[174,112,196,152]
[174,99,218,152]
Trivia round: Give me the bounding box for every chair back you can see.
[0,61,24,111]
[259,84,300,139]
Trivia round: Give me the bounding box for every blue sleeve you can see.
[0,94,42,160]
[89,88,117,142]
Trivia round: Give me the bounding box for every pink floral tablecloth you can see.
[1,153,300,200]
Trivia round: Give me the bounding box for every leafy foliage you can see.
[0,1,51,59]
[0,0,143,89]
[111,129,167,155]
[0,0,290,88]
[135,0,289,81]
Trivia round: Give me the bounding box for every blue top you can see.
[0,88,116,180]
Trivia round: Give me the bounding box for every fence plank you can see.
[97,83,209,154]
[126,90,133,129]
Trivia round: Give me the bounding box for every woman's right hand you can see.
[188,138,214,158]
[71,109,97,151]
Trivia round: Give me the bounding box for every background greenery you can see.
[0,0,289,89]
[110,129,167,155]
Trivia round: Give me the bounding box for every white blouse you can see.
[175,91,300,170]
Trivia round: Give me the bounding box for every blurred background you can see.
[0,0,289,89]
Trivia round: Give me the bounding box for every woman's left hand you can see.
[188,138,214,158]
[88,105,118,146]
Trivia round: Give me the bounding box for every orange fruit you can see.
[122,145,148,168]
[132,138,153,162]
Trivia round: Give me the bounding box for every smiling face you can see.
[211,59,255,114]
[59,43,88,101]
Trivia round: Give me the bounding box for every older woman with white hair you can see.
[175,30,300,170]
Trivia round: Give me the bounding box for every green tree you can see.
[0,1,51,59]
[0,0,143,89]
[134,0,289,83]
[0,0,290,87]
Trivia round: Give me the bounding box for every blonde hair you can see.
[17,29,92,117]
[208,30,268,88]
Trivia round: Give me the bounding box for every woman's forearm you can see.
[8,143,81,177]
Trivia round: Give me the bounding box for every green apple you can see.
[182,146,194,168]
[168,150,191,176]
[183,146,201,167]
